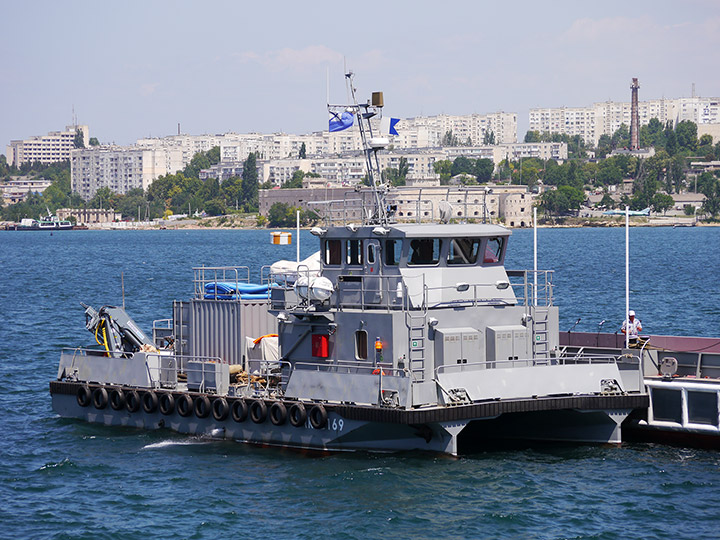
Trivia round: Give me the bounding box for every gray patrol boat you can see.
[50,74,648,454]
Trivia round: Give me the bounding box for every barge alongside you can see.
[50,75,649,455]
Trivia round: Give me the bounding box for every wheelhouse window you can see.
[484,237,504,264]
[384,239,402,266]
[346,239,362,265]
[367,243,375,264]
[408,238,442,266]
[324,239,341,266]
[447,237,481,265]
[355,330,368,360]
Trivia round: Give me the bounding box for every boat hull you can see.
[50,381,646,455]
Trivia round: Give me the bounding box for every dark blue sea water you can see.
[1,227,719,540]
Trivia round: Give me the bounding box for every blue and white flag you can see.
[329,111,354,132]
[380,117,400,136]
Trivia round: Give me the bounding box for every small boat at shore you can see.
[5,210,73,231]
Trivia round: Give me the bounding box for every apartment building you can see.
[530,96,720,146]
[71,146,184,200]
[402,112,517,145]
[6,125,89,166]
[0,176,52,204]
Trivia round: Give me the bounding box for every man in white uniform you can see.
[621,310,643,345]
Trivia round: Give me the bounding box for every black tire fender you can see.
[92,387,108,410]
[212,398,229,421]
[77,385,92,407]
[270,402,288,426]
[142,391,158,413]
[177,394,193,417]
[195,395,211,419]
[289,403,307,427]
[159,393,175,415]
[309,404,328,429]
[250,400,268,424]
[109,389,126,411]
[126,390,141,412]
[231,399,248,423]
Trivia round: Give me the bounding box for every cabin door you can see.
[364,239,382,304]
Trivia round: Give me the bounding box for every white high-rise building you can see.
[6,125,89,166]
[71,146,184,200]
[529,96,720,146]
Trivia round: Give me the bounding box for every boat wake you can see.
[142,439,208,450]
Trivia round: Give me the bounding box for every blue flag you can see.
[380,117,400,136]
[329,111,354,132]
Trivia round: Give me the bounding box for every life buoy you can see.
[195,395,211,419]
[372,368,386,375]
[77,385,92,407]
[159,393,175,415]
[250,400,268,423]
[142,391,158,413]
[212,398,229,421]
[309,404,328,429]
[126,390,141,412]
[177,394,193,417]
[109,389,126,411]
[270,402,287,426]
[92,387,109,410]
[289,403,307,427]
[231,399,248,423]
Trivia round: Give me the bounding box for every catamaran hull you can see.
[50,381,646,455]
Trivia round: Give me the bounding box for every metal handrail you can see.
[192,265,251,300]
[435,353,634,377]
[294,361,405,377]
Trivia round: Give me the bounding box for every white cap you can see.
[628,310,635,317]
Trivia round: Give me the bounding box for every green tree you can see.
[474,158,494,182]
[89,137,100,146]
[441,130,459,147]
[540,185,585,217]
[651,193,674,215]
[221,176,243,208]
[611,124,630,150]
[665,122,678,156]
[267,202,295,227]
[283,170,305,189]
[88,187,116,209]
[698,134,713,147]
[483,130,495,145]
[524,131,541,143]
[115,188,149,220]
[451,156,474,177]
[433,159,453,184]
[74,129,85,149]
[299,143,306,159]
[675,120,698,152]
[700,174,720,217]
[241,152,259,211]
[204,198,227,216]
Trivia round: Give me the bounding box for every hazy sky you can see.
[2,0,719,149]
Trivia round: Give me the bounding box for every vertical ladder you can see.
[406,310,428,381]
[531,306,550,362]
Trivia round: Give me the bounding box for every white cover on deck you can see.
[244,335,279,373]
[270,251,321,283]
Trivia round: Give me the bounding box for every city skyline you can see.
[2,0,719,150]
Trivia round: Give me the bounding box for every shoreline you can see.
[3,217,718,232]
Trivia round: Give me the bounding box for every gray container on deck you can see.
[174,299,277,365]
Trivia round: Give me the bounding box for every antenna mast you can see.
[328,71,389,225]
